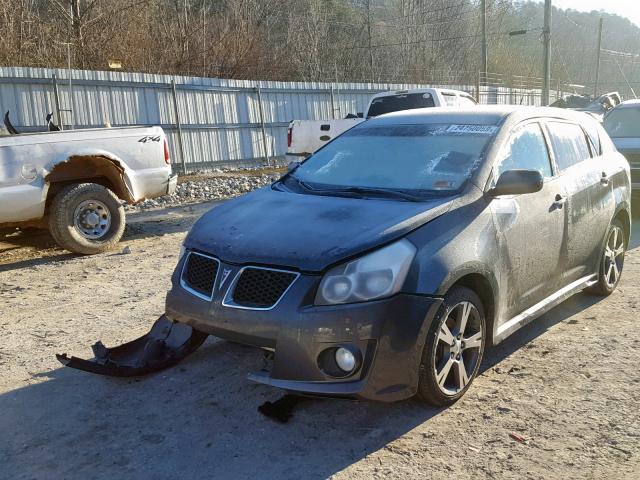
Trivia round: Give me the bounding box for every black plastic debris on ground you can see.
[258,394,309,423]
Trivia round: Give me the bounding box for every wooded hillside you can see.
[2,1,639,96]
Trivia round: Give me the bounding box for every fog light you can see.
[335,347,356,373]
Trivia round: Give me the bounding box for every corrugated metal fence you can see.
[0,67,561,173]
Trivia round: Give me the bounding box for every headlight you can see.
[178,244,186,261]
[315,239,416,305]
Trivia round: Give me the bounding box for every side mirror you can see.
[489,170,544,197]
[287,161,301,173]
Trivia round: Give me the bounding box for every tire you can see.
[417,286,486,407]
[48,183,126,255]
[585,219,626,296]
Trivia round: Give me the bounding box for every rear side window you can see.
[547,122,591,171]
[496,123,553,178]
[367,93,435,117]
[442,94,457,107]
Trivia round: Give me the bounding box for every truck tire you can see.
[48,183,126,255]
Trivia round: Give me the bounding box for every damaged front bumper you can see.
[57,263,442,403]
[165,267,443,402]
[56,315,208,376]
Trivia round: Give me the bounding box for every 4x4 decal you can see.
[139,135,161,143]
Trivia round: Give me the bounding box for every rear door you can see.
[490,121,565,318]
[544,121,612,284]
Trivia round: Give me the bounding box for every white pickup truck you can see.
[287,87,477,157]
[0,124,177,254]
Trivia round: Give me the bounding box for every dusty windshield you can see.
[292,123,497,195]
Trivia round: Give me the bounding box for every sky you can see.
[532,0,640,27]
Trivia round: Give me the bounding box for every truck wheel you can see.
[49,183,125,255]
[417,286,486,407]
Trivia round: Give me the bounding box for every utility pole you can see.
[481,0,488,85]
[542,0,552,105]
[366,0,374,81]
[593,17,604,97]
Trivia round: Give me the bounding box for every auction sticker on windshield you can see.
[445,125,498,135]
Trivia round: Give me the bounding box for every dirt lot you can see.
[1,202,639,480]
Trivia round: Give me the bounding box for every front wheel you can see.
[585,219,626,296]
[417,286,486,406]
[48,183,126,255]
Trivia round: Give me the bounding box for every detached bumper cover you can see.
[56,315,208,377]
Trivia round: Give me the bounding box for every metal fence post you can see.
[330,86,337,119]
[171,79,187,174]
[255,85,271,165]
[52,74,63,131]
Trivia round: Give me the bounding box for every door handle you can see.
[553,194,566,208]
[600,172,610,186]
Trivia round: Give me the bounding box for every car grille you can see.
[181,252,219,299]
[227,267,298,309]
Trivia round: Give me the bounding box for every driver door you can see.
[490,122,566,320]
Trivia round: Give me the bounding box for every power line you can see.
[601,48,640,59]
[347,29,542,50]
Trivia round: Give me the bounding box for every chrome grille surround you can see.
[222,266,300,311]
[180,251,220,301]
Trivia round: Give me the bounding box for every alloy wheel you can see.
[603,225,625,289]
[434,301,483,395]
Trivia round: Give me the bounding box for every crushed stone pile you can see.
[125,169,282,211]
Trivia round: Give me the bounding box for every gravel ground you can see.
[0,202,639,480]
[125,169,282,211]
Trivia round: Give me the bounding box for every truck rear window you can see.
[368,93,435,118]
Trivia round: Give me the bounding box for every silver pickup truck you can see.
[0,124,177,254]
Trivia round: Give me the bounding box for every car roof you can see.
[611,99,640,109]
[366,105,593,126]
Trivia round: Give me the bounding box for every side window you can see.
[547,122,592,171]
[496,123,553,178]
[442,93,457,107]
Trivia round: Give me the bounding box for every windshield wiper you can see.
[284,176,427,201]
[332,186,426,202]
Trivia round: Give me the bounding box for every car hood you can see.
[184,186,453,272]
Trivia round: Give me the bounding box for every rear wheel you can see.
[417,286,486,406]
[48,183,125,255]
[586,219,626,296]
